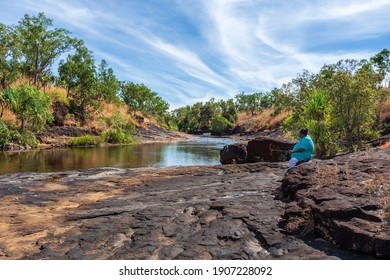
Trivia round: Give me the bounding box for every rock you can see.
[247,137,296,162]
[52,101,69,127]
[369,134,390,147]
[0,161,379,260]
[220,143,248,164]
[40,126,100,138]
[279,148,390,257]
[192,129,203,135]
[4,143,26,151]
[231,125,246,135]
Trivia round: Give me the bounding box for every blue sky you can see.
[1,0,390,109]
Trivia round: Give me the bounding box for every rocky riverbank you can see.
[1,148,388,260]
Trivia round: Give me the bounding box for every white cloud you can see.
[2,0,389,108]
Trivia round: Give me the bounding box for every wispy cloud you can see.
[1,0,389,108]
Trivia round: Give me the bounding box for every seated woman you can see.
[288,128,314,169]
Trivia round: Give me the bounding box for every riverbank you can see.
[1,148,388,259]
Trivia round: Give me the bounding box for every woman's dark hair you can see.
[300,128,309,136]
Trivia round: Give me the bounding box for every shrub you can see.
[66,134,99,147]
[19,130,39,147]
[101,128,133,144]
[47,88,70,106]
[211,115,232,136]
[7,85,53,131]
[0,121,11,147]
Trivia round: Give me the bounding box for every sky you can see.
[1,0,390,109]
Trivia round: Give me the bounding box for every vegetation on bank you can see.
[0,13,171,148]
[1,13,390,155]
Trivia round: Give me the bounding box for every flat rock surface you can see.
[0,162,377,260]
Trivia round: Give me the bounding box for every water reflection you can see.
[0,137,234,174]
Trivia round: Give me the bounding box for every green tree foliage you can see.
[211,115,232,136]
[0,23,21,90]
[321,60,383,147]
[284,54,389,157]
[96,59,120,102]
[370,48,390,86]
[173,98,238,135]
[235,92,263,116]
[58,43,97,125]
[0,120,11,147]
[6,85,52,131]
[17,13,74,88]
[120,82,169,116]
[218,98,237,123]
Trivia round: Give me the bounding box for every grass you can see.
[315,162,340,187]
[235,109,289,132]
[66,134,100,147]
[286,209,315,236]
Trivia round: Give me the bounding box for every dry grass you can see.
[236,109,289,131]
[286,209,315,236]
[1,108,17,123]
[380,140,390,149]
[86,102,137,129]
[315,162,340,187]
[379,94,390,122]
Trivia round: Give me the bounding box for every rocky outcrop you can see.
[52,101,69,127]
[0,162,372,260]
[278,148,390,257]
[247,137,296,162]
[220,143,247,164]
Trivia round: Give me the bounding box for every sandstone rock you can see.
[247,137,296,162]
[279,148,390,257]
[220,143,247,164]
[0,162,379,260]
[52,101,69,127]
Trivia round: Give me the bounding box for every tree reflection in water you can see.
[0,137,234,174]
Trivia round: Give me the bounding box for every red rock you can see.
[247,137,296,162]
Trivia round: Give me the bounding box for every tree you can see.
[120,82,169,116]
[7,85,52,131]
[284,58,386,157]
[96,59,120,102]
[199,98,218,131]
[211,115,232,136]
[370,48,390,86]
[218,98,237,123]
[58,43,97,125]
[17,13,74,88]
[0,23,21,90]
[235,92,263,116]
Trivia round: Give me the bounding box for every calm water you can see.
[0,136,234,174]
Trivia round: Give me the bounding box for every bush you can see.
[19,130,39,147]
[211,115,232,136]
[0,121,11,147]
[47,88,70,106]
[66,134,100,147]
[7,85,53,132]
[101,128,133,144]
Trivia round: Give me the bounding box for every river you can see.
[0,136,234,174]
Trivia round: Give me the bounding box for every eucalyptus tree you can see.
[0,23,21,90]
[96,59,120,102]
[17,13,74,88]
[58,43,97,125]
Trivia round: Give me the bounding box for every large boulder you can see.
[247,137,296,162]
[277,148,390,257]
[220,143,247,164]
